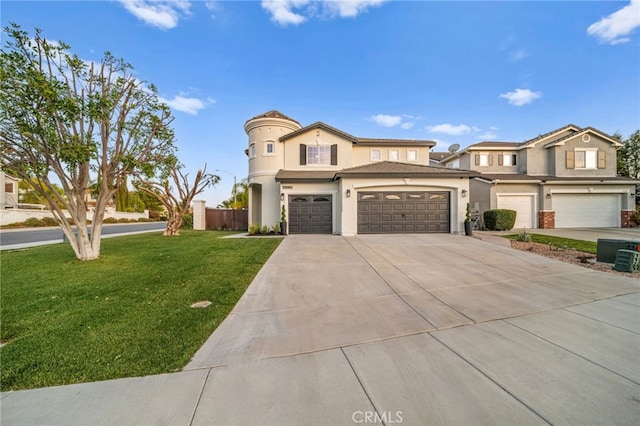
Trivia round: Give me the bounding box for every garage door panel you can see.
[497,195,536,229]
[289,195,332,234]
[358,191,450,234]
[554,194,619,228]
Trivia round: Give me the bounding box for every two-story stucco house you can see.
[245,111,475,235]
[441,124,638,229]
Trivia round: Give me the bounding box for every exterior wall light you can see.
[461,189,468,198]
[280,193,285,201]
[346,189,351,198]
[546,193,552,199]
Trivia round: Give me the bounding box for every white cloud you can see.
[119,0,191,29]
[427,123,473,136]
[324,0,386,18]
[587,0,640,45]
[400,122,414,130]
[477,131,498,140]
[205,1,219,18]
[499,88,542,106]
[159,95,211,115]
[371,114,402,127]
[261,0,386,26]
[509,48,528,62]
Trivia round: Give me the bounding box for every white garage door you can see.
[497,195,536,229]
[554,194,620,228]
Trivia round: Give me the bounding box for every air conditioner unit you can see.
[613,249,640,273]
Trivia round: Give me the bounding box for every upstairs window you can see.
[371,149,382,161]
[265,142,274,154]
[389,150,399,161]
[499,153,517,166]
[407,150,417,161]
[249,144,256,158]
[566,149,605,169]
[300,144,338,165]
[5,182,14,193]
[475,153,492,166]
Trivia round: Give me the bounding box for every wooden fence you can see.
[205,208,248,231]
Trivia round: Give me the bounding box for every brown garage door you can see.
[358,191,450,234]
[289,195,333,234]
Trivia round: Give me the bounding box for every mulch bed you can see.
[510,240,640,278]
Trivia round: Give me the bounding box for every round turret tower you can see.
[244,111,302,229]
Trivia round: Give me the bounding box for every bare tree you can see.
[135,163,219,236]
[0,24,176,260]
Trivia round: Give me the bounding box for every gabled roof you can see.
[279,121,358,142]
[335,161,477,178]
[355,138,436,147]
[542,127,623,148]
[467,142,521,149]
[246,110,301,126]
[430,152,450,161]
[519,124,581,147]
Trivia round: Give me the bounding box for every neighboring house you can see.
[245,111,475,235]
[0,172,19,209]
[440,124,638,229]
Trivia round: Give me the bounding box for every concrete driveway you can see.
[3,234,639,425]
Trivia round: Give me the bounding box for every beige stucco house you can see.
[440,124,638,229]
[245,111,475,235]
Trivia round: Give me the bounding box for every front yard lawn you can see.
[0,231,281,391]
[504,233,597,254]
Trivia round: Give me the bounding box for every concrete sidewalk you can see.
[2,234,639,425]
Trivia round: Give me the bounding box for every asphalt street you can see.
[0,222,167,249]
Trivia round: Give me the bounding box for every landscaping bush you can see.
[137,218,152,222]
[24,217,46,227]
[631,207,640,227]
[117,218,130,223]
[103,217,118,224]
[41,217,58,226]
[483,209,517,231]
[180,213,193,230]
[148,210,161,221]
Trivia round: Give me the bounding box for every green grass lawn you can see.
[0,231,281,391]
[504,233,597,254]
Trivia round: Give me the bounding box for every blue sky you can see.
[3,1,639,206]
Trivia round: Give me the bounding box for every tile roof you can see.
[475,173,639,183]
[355,138,436,147]
[430,152,450,161]
[336,161,477,178]
[542,127,623,147]
[279,121,358,142]
[275,170,337,183]
[519,124,581,147]
[467,141,521,148]
[246,110,301,126]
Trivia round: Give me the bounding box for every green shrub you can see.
[249,224,262,235]
[41,217,58,226]
[24,217,46,227]
[137,218,152,222]
[516,228,532,242]
[631,207,640,227]
[272,223,280,234]
[117,218,130,223]
[483,209,517,231]
[148,210,161,221]
[103,217,118,224]
[180,213,193,230]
